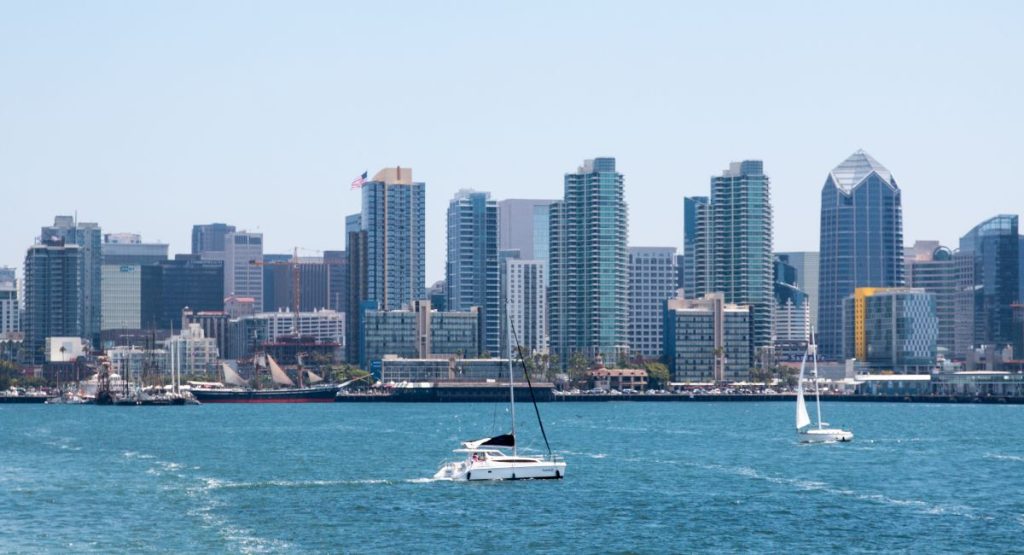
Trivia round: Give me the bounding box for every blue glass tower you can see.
[818,150,904,359]
[446,190,500,355]
[959,215,1019,350]
[549,157,629,365]
[360,167,426,311]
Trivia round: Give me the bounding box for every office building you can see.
[379,358,521,383]
[0,269,19,340]
[818,150,904,359]
[41,216,101,345]
[345,225,368,363]
[360,300,479,368]
[143,257,224,330]
[627,247,678,359]
[958,215,1020,353]
[446,190,500,355]
[502,257,547,357]
[664,293,752,383]
[361,167,426,311]
[843,287,937,372]
[191,223,236,255]
[263,257,330,313]
[23,238,83,363]
[324,250,348,313]
[905,241,958,354]
[549,157,629,366]
[681,196,708,298]
[775,251,819,329]
[497,199,557,269]
[223,231,263,312]
[101,233,169,265]
[773,255,811,342]
[691,161,773,351]
[163,323,220,376]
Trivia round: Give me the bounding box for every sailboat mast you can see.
[507,299,517,457]
[812,331,823,429]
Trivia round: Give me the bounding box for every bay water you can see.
[2,402,1022,553]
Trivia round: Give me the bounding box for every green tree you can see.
[643,362,670,390]
[568,352,590,384]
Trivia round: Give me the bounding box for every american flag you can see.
[351,171,368,190]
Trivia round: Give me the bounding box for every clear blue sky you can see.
[2,1,1022,283]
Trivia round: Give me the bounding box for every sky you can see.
[2,1,1022,283]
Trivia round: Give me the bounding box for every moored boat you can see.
[190,358,338,403]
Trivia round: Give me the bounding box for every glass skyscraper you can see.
[549,157,629,365]
[818,150,904,359]
[23,238,84,363]
[41,216,101,346]
[446,190,500,355]
[692,160,774,351]
[681,196,708,299]
[361,167,426,311]
[959,215,1020,351]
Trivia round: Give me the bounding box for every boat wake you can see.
[984,453,1024,463]
[697,463,989,521]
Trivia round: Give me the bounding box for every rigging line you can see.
[508,315,552,458]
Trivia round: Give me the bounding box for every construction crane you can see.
[250,247,322,337]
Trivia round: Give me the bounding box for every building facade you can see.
[958,215,1020,353]
[23,239,83,363]
[775,251,819,329]
[163,323,219,376]
[361,167,426,311]
[502,257,548,357]
[446,190,500,355]
[41,216,101,345]
[627,247,678,359]
[360,300,479,368]
[191,223,236,256]
[691,161,773,351]
[0,271,20,341]
[664,293,752,383]
[497,199,556,270]
[681,196,708,299]
[843,287,938,372]
[905,241,958,355]
[223,231,263,312]
[101,233,169,265]
[143,257,225,330]
[549,157,629,366]
[773,255,811,342]
[818,150,904,359]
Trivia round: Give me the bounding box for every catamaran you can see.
[796,332,853,443]
[434,307,566,481]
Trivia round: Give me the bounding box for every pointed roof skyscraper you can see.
[828,149,896,192]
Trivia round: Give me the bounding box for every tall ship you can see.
[190,355,339,403]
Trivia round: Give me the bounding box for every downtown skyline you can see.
[3,3,1023,281]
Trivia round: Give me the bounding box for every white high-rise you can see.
[503,258,547,356]
[627,247,678,359]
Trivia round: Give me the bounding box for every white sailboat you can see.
[434,306,567,481]
[796,332,853,443]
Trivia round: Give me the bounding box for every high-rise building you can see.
[142,256,225,330]
[502,257,548,357]
[345,228,368,364]
[958,215,1020,352]
[262,258,330,313]
[324,250,348,314]
[773,255,810,342]
[818,150,904,359]
[549,157,629,366]
[361,167,426,311]
[446,190,500,355]
[664,293,752,382]
[191,223,236,255]
[627,247,678,359]
[101,233,169,265]
[497,199,557,272]
[223,231,264,312]
[681,196,708,299]
[41,216,101,345]
[23,238,83,363]
[0,268,19,341]
[775,251,819,329]
[843,287,937,373]
[692,161,774,351]
[905,241,958,355]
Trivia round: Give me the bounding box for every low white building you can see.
[162,323,219,376]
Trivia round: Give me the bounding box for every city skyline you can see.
[3,3,1023,282]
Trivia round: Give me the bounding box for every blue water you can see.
[2,402,1023,553]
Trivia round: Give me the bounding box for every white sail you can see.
[267,355,295,387]
[795,350,812,430]
[222,363,248,387]
[305,369,324,384]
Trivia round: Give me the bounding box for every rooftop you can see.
[829,149,895,192]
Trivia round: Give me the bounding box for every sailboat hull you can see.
[435,459,567,481]
[799,428,854,443]
[191,385,339,403]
